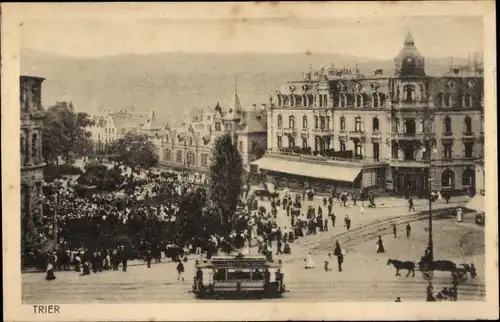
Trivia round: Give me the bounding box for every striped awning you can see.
[250,157,362,182]
[465,195,485,213]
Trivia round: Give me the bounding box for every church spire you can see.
[404,30,415,46]
[232,76,242,115]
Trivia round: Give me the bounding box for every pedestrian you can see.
[352,194,357,206]
[304,252,315,269]
[146,249,152,268]
[392,224,397,238]
[121,245,128,272]
[276,239,283,256]
[395,297,402,302]
[376,236,385,253]
[408,197,415,212]
[406,223,411,238]
[333,241,344,272]
[331,213,336,227]
[45,261,56,281]
[176,260,185,281]
[344,214,351,231]
[324,218,329,232]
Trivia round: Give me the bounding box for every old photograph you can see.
[2,2,498,321]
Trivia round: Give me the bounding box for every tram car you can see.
[191,253,287,299]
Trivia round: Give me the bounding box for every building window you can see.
[31,133,38,164]
[339,93,347,107]
[315,116,319,129]
[340,116,346,131]
[251,142,257,153]
[302,115,308,129]
[354,93,363,108]
[372,93,380,108]
[302,137,308,148]
[176,150,182,163]
[463,94,473,108]
[394,118,400,133]
[464,116,472,134]
[277,136,282,148]
[464,142,474,158]
[354,117,363,132]
[441,169,455,189]
[392,142,399,159]
[186,151,195,165]
[189,137,193,146]
[326,116,331,130]
[372,117,379,132]
[403,84,416,101]
[444,93,452,107]
[164,149,172,161]
[462,168,474,186]
[289,115,295,128]
[340,141,346,152]
[289,137,295,148]
[404,119,416,135]
[443,116,452,134]
[277,115,282,128]
[215,122,221,131]
[373,143,380,161]
[443,143,453,159]
[239,141,243,152]
[290,95,295,107]
[320,116,326,129]
[201,154,208,167]
[355,142,363,158]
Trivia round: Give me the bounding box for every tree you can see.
[107,132,159,170]
[42,101,93,164]
[208,133,244,239]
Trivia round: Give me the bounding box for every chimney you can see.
[374,69,383,76]
[453,68,460,75]
[252,104,257,110]
[261,103,267,110]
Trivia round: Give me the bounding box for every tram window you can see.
[227,269,252,280]
[252,269,264,280]
[214,269,226,281]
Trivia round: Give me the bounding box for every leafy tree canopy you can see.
[42,101,93,164]
[208,133,244,239]
[106,132,159,170]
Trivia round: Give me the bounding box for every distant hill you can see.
[21,49,467,125]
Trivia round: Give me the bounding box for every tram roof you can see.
[195,254,282,269]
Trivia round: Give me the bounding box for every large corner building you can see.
[252,32,484,197]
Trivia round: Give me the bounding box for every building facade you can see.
[153,89,267,173]
[20,75,46,238]
[254,32,484,197]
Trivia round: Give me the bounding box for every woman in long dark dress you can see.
[45,262,56,280]
[376,236,385,253]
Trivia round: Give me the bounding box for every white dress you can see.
[305,255,315,268]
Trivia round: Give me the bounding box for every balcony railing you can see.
[313,128,332,134]
[270,150,386,165]
[442,132,453,137]
[391,132,427,140]
[282,127,297,134]
[463,131,474,138]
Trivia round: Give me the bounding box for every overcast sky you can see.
[22,15,483,59]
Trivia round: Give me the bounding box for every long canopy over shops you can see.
[251,156,362,182]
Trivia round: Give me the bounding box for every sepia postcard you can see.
[2,1,498,321]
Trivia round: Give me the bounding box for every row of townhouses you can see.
[80,31,485,198]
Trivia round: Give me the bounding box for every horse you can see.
[387,259,416,277]
[418,259,457,273]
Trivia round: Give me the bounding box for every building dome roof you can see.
[394,30,426,77]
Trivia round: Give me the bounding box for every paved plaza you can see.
[22,190,484,303]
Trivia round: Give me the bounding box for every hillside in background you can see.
[21,49,466,126]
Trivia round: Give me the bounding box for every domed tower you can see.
[394,30,426,77]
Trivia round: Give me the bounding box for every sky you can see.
[21,15,483,60]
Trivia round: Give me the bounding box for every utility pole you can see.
[53,192,59,251]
